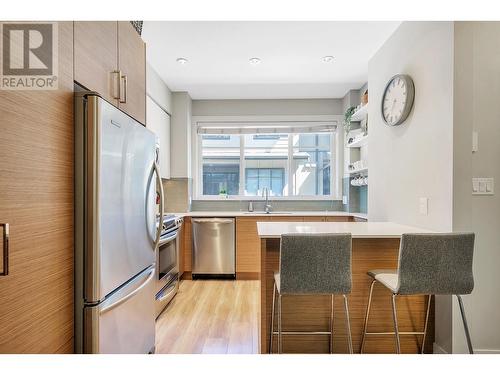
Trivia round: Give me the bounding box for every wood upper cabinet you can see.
[118,21,146,124]
[74,21,146,124]
[74,21,118,104]
[0,22,74,353]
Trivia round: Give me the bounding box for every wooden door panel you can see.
[118,21,146,124]
[74,21,118,104]
[0,22,74,353]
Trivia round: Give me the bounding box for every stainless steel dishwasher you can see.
[192,218,236,278]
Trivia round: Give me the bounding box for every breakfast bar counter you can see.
[257,221,435,354]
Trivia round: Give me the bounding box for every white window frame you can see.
[191,115,344,201]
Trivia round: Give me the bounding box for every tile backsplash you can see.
[190,199,344,212]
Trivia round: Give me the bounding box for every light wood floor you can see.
[155,280,260,354]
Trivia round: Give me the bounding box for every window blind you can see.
[196,121,338,135]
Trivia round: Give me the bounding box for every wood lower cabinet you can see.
[0,22,74,353]
[118,21,146,124]
[235,217,269,278]
[74,21,118,104]
[182,217,192,276]
[326,216,352,222]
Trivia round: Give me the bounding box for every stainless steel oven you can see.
[155,215,183,318]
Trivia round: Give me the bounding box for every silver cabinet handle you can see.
[191,218,234,224]
[154,162,164,250]
[119,74,128,103]
[1,223,9,276]
[111,70,121,100]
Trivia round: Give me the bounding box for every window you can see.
[196,120,339,199]
[201,135,240,195]
[245,168,285,196]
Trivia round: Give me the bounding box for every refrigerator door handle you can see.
[153,162,164,250]
[100,266,155,314]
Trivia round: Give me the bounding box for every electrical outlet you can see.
[342,195,348,205]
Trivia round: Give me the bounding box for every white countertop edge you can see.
[255,221,434,239]
[168,211,368,219]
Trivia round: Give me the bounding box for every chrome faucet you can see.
[263,187,272,214]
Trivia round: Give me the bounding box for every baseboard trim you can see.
[180,271,260,281]
[433,342,449,354]
[236,272,260,280]
[474,349,500,354]
[433,342,500,354]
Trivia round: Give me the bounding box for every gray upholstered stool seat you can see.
[269,233,353,354]
[360,233,475,354]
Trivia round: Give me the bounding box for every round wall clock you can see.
[381,74,415,126]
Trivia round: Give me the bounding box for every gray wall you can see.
[367,21,455,353]
[192,98,343,116]
[171,92,192,178]
[452,21,500,354]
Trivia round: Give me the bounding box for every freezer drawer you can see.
[192,218,235,276]
[83,265,156,354]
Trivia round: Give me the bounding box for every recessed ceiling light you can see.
[322,56,334,63]
[176,57,188,65]
[249,57,261,65]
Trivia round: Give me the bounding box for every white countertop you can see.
[256,221,433,239]
[170,211,368,220]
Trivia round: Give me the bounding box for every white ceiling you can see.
[142,21,400,100]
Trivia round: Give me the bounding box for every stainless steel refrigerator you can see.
[75,92,163,353]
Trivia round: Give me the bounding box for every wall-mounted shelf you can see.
[346,135,368,148]
[350,104,368,122]
[348,167,368,175]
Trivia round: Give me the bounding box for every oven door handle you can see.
[159,230,179,245]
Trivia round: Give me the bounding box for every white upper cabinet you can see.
[146,96,170,179]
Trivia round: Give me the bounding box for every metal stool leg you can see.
[421,294,432,354]
[278,294,283,354]
[360,279,376,353]
[269,281,276,353]
[343,294,353,354]
[391,293,401,354]
[457,295,474,354]
[330,294,335,354]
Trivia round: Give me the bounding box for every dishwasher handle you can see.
[191,218,234,224]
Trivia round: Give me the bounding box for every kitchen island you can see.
[257,221,435,354]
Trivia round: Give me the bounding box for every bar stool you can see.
[269,233,353,354]
[360,233,475,354]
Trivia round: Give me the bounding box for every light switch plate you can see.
[472,178,494,195]
[419,197,428,215]
[342,195,348,205]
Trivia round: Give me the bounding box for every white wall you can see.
[171,92,192,178]
[452,22,500,354]
[368,22,454,231]
[146,63,172,114]
[192,98,343,116]
[367,21,455,353]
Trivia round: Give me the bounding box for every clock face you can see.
[381,74,415,126]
